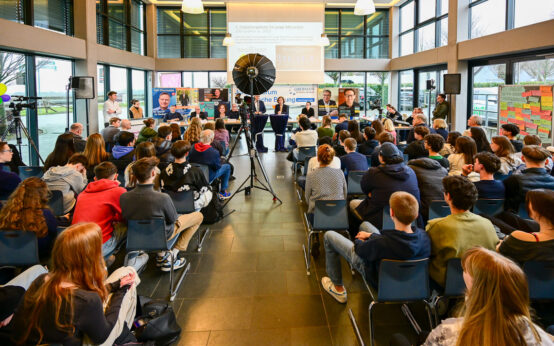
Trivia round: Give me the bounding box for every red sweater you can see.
[72,179,127,243]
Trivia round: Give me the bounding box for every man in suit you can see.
[301,102,315,118]
[253,95,266,114]
[338,88,360,117]
[190,105,208,120]
[318,89,337,116]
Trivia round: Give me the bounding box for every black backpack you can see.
[200,186,224,224]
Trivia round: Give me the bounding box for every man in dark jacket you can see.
[350,142,421,231]
[155,125,174,170]
[503,145,554,212]
[358,127,378,156]
[68,123,87,152]
[188,129,232,199]
[340,138,368,174]
[406,114,431,144]
[370,132,395,167]
[408,157,448,221]
[404,126,429,161]
[110,131,136,172]
[334,114,349,134]
[321,192,431,302]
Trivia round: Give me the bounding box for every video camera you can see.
[8,96,42,115]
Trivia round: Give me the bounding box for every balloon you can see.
[0,83,6,95]
[0,99,2,105]
[1,94,10,102]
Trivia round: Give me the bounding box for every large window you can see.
[399,70,414,112]
[0,0,73,35]
[155,71,228,88]
[399,0,448,56]
[97,0,146,55]
[157,8,227,58]
[470,0,554,39]
[320,71,390,117]
[324,9,389,59]
[417,68,447,117]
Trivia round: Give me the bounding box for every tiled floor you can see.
[132,133,427,346]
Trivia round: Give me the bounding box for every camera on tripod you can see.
[6,96,41,119]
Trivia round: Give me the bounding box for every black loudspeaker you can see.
[426,79,435,90]
[71,76,95,99]
[443,74,461,94]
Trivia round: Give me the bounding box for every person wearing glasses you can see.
[338,88,360,117]
[0,141,21,198]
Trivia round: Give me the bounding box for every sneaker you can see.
[126,252,149,274]
[156,252,170,266]
[160,256,187,272]
[321,277,347,303]
[218,191,231,200]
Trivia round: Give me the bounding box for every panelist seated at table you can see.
[338,88,360,117]
[274,96,289,115]
[318,89,338,116]
[215,103,228,119]
[253,95,266,115]
[190,105,208,120]
[228,103,240,119]
[163,105,184,123]
[301,102,315,118]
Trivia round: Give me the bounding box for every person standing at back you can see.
[432,93,449,121]
[103,91,121,127]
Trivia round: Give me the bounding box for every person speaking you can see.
[190,105,208,120]
[301,102,315,118]
[274,96,289,115]
[253,95,266,115]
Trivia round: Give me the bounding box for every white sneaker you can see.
[160,256,187,272]
[321,277,347,303]
[126,252,149,273]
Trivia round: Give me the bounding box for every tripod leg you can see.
[253,150,282,204]
[226,124,243,162]
[17,118,44,165]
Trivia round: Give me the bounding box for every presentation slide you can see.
[228,22,324,84]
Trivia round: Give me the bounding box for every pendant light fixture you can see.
[320,34,330,46]
[181,0,204,14]
[222,33,235,47]
[354,0,376,16]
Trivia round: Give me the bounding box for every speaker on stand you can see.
[443,74,461,128]
[68,76,95,135]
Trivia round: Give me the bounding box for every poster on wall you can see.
[337,87,361,118]
[316,87,339,117]
[152,88,177,119]
[233,85,317,116]
[176,88,199,107]
[498,85,553,144]
[199,88,229,102]
[199,102,215,119]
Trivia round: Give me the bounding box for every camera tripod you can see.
[1,103,44,164]
[223,104,282,207]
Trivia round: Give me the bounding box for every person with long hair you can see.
[317,115,334,139]
[0,177,58,258]
[44,133,76,171]
[491,135,522,175]
[0,141,21,198]
[274,96,289,115]
[9,223,140,345]
[215,103,227,119]
[383,118,397,144]
[83,133,111,180]
[183,117,202,144]
[170,123,182,142]
[124,141,160,190]
[214,118,230,148]
[136,118,157,144]
[371,119,384,138]
[424,247,553,345]
[448,136,477,176]
[347,120,363,143]
[440,131,461,157]
[469,126,492,153]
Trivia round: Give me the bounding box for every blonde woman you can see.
[433,118,449,140]
[383,118,397,144]
[424,247,554,345]
[183,117,202,144]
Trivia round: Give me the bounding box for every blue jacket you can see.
[335,121,349,133]
[340,152,369,173]
[0,163,21,198]
[112,145,135,160]
[356,163,421,229]
[355,227,431,287]
[188,142,221,181]
[503,167,554,212]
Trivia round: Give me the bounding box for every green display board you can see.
[498,85,554,144]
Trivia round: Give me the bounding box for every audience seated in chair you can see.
[406,114,429,144]
[462,152,505,199]
[439,131,461,157]
[317,115,334,139]
[0,178,58,259]
[136,118,157,145]
[101,117,121,145]
[297,137,340,190]
[424,247,553,345]
[491,135,522,175]
[426,176,499,288]
[154,125,175,170]
[83,133,111,181]
[357,126,378,156]
[214,118,230,149]
[202,122,226,157]
[404,126,430,161]
[334,113,349,135]
[71,162,133,268]
[124,142,160,190]
[160,140,213,211]
[369,132,395,167]
[408,156,448,222]
[351,142,421,232]
[468,127,493,153]
[188,130,232,199]
[43,133,76,172]
[8,223,141,345]
[424,134,449,169]
[321,191,431,303]
[67,123,87,152]
[515,134,554,172]
[291,117,318,161]
[110,131,136,172]
[333,130,350,158]
[120,157,203,272]
[183,117,202,145]
[501,123,523,153]
[340,138,368,173]
[448,136,477,178]
[42,153,88,215]
[0,141,21,198]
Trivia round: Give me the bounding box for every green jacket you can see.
[426,211,499,287]
[137,126,158,144]
[432,101,449,120]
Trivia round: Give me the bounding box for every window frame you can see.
[156,7,226,59]
[96,0,147,55]
[1,0,74,36]
[324,8,390,59]
[397,64,447,112]
[398,0,448,55]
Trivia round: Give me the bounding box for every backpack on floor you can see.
[200,188,224,224]
[133,297,181,346]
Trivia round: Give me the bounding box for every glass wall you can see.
[157,8,227,58]
[324,9,389,59]
[109,67,128,117]
[0,0,73,35]
[417,69,447,117]
[399,70,414,112]
[35,57,73,160]
[97,65,106,123]
[470,0,554,39]
[156,72,181,87]
[399,0,448,56]
[131,70,146,109]
[513,58,554,85]
[97,0,146,55]
[471,64,506,130]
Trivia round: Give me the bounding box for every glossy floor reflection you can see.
[131,133,427,346]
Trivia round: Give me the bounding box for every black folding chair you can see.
[165,190,210,252]
[428,200,450,220]
[127,218,190,301]
[347,171,365,196]
[473,199,504,216]
[190,163,210,182]
[431,258,465,326]
[18,166,44,180]
[293,146,317,179]
[0,230,39,267]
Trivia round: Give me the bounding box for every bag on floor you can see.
[200,188,224,224]
[133,298,181,346]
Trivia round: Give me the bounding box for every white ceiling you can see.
[146,0,400,7]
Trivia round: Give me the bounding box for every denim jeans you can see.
[324,231,367,286]
[359,221,381,234]
[3,265,47,289]
[211,163,231,191]
[102,226,127,259]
